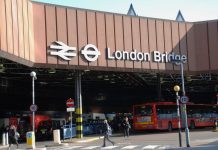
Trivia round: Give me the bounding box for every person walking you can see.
[122,116,131,138]
[102,119,115,147]
[8,125,19,149]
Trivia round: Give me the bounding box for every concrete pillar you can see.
[2,133,6,146]
[53,129,61,144]
[5,132,8,145]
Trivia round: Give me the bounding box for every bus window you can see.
[156,105,176,119]
[188,105,202,118]
[134,105,152,116]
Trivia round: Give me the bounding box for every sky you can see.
[34,0,218,22]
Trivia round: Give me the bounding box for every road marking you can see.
[142,145,159,149]
[81,146,100,149]
[60,146,83,149]
[117,142,131,144]
[121,145,138,149]
[46,144,172,150]
[77,137,104,143]
[101,146,118,149]
[158,146,170,149]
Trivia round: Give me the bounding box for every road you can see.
[46,129,218,150]
[3,129,218,150]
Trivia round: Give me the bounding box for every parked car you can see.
[18,115,51,141]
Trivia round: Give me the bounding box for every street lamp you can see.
[172,59,191,147]
[30,71,37,132]
[174,85,182,147]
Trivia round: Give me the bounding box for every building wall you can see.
[31,2,193,72]
[194,21,218,72]
[0,0,218,73]
[0,0,34,63]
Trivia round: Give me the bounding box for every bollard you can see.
[5,132,8,145]
[2,133,5,146]
[26,131,36,149]
[53,129,61,144]
[214,120,218,132]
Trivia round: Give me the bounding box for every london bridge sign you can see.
[50,41,187,64]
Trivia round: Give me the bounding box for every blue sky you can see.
[34,0,218,22]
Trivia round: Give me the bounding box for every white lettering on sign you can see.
[107,49,186,63]
[107,48,151,62]
[152,51,187,63]
[49,42,187,64]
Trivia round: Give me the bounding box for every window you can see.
[156,105,177,119]
[134,105,152,116]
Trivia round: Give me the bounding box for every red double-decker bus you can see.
[133,102,218,131]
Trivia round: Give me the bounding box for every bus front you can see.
[133,104,156,130]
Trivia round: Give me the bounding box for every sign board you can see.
[180,96,189,104]
[30,104,38,112]
[50,41,187,63]
[66,98,74,107]
[67,107,75,112]
[50,41,77,60]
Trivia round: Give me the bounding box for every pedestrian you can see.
[8,125,19,149]
[102,119,115,147]
[122,116,131,138]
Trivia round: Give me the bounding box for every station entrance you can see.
[1,0,218,141]
[0,58,217,113]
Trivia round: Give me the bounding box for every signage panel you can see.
[67,107,75,112]
[180,96,189,104]
[50,41,187,64]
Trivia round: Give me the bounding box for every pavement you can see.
[0,135,104,150]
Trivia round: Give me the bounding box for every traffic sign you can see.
[66,98,74,107]
[30,104,38,112]
[180,96,189,104]
[67,107,75,112]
